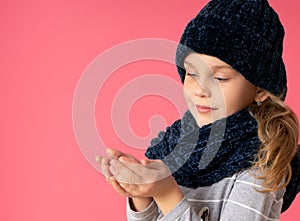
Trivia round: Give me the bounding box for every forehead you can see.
[184,53,231,69]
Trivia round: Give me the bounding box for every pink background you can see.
[1,0,299,220]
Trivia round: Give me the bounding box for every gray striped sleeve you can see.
[126,197,203,221]
[126,198,159,221]
[219,170,284,221]
[126,170,285,221]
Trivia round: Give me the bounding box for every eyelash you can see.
[214,77,229,82]
[186,71,229,82]
[186,72,197,77]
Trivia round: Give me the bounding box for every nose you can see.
[194,80,211,97]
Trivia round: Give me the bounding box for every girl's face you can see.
[183,53,258,127]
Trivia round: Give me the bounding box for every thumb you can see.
[141,158,157,165]
[106,148,123,159]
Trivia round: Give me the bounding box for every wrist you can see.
[129,197,153,212]
[153,181,183,215]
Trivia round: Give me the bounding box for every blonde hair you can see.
[249,93,299,192]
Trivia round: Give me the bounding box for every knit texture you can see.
[176,0,287,100]
[145,108,300,212]
[146,108,260,187]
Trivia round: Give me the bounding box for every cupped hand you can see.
[109,157,175,198]
[96,148,183,214]
[96,148,143,197]
[96,148,140,178]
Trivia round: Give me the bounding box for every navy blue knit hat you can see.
[176,0,287,100]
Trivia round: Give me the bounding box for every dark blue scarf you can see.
[145,108,300,212]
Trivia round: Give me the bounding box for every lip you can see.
[195,105,217,113]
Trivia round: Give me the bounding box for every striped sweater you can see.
[126,169,285,221]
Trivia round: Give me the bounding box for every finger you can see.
[123,159,172,183]
[118,182,140,197]
[110,179,131,197]
[119,158,159,175]
[106,148,123,159]
[140,158,152,165]
[121,153,140,163]
[110,158,170,185]
[107,148,140,164]
[96,155,112,177]
[106,175,113,185]
[142,159,170,171]
[119,156,140,164]
[95,155,101,163]
[102,157,113,177]
[110,159,142,184]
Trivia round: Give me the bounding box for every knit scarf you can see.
[145,108,300,212]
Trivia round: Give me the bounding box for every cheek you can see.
[240,85,257,104]
[210,85,226,103]
[183,83,190,98]
[225,87,256,112]
[183,76,192,87]
[183,85,193,105]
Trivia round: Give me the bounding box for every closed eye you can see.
[186,71,197,77]
[214,77,229,82]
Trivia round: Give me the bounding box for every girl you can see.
[97,0,300,220]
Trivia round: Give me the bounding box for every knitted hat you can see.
[176,0,287,100]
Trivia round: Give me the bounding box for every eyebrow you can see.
[211,65,232,70]
[183,60,232,70]
[183,60,195,67]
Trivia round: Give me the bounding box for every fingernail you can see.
[107,148,115,156]
[95,155,100,162]
[110,166,115,174]
[110,159,117,166]
[119,157,126,163]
